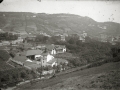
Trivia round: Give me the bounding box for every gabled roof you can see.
[14,55,27,63]
[26,50,43,56]
[45,44,55,51]
[55,45,66,50]
[41,52,49,56]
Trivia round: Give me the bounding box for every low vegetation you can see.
[0,50,37,88]
[0,50,12,71]
[0,68,37,88]
[0,32,18,41]
[0,50,10,62]
[87,70,120,90]
[18,61,120,90]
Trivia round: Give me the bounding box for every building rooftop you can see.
[55,45,66,50]
[26,50,43,56]
[14,55,27,63]
[41,52,49,56]
[45,44,66,51]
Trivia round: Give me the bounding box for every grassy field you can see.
[16,61,120,90]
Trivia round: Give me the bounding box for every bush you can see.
[9,51,15,58]
[0,50,10,61]
[0,68,37,87]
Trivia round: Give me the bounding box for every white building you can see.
[46,44,66,55]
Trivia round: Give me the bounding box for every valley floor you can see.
[16,61,120,90]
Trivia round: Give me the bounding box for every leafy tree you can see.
[0,50,10,61]
[9,51,15,58]
[20,71,27,78]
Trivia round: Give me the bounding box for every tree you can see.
[37,67,42,78]
[9,52,15,58]
[20,71,27,78]
[111,47,118,57]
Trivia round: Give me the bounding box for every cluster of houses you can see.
[0,36,23,46]
[26,46,67,67]
[12,44,68,75]
[79,31,88,42]
[54,31,88,42]
[100,34,120,45]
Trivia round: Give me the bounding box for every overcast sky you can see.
[0,0,120,23]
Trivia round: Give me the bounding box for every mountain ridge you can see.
[0,12,120,39]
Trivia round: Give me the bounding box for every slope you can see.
[0,50,13,71]
[0,12,120,38]
[17,61,120,90]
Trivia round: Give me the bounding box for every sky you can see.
[0,0,120,23]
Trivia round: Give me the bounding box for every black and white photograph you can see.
[0,0,120,90]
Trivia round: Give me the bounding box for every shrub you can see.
[0,50,10,61]
[0,68,37,87]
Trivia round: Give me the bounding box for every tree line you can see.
[0,32,18,41]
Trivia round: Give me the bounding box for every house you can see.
[46,44,57,54]
[9,32,20,36]
[45,44,66,55]
[61,35,66,41]
[2,41,10,45]
[40,52,54,67]
[36,45,46,51]
[43,53,54,62]
[82,31,87,38]
[13,55,42,69]
[47,59,57,67]
[79,36,85,42]
[26,50,54,67]
[60,33,68,41]
[17,36,23,42]
[11,40,21,45]
[26,35,36,41]
[26,50,43,60]
[54,45,66,53]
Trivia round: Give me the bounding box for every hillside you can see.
[17,61,120,90]
[0,12,120,39]
[0,50,12,71]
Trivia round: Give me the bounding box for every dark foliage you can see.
[0,50,10,61]
[0,32,18,41]
[63,37,113,67]
[0,68,37,88]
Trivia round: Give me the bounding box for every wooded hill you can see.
[0,12,120,39]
